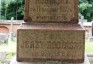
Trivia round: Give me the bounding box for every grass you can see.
[0,38,16,64]
[0,38,16,52]
[0,38,16,60]
[85,41,93,54]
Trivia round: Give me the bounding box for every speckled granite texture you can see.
[17,23,85,62]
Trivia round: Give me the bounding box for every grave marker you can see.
[17,0,85,63]
[17,23,85,62]
[24,0,78,23]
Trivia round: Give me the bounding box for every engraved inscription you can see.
[35,0,68,4]
[18,30,84,59]
[20,40,82,49]
[28,0,75,22]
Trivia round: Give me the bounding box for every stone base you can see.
[17,23,85,62]
[11,55,90,64]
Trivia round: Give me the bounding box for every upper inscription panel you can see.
[24,0,78,23]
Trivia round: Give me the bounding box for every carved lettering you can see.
[29,0,75,22]
[20,40,82,50]
[35,0,68,4]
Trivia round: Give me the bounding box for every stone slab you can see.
[17,23,85,62]
[24,0,78,23]
[11,55,90,64]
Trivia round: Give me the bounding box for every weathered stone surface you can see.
[11,55,90,64]
[24,0,78,23]
[17,23,85,62]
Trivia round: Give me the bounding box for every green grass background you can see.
[85,41,93,54]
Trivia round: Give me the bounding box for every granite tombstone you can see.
[24,0,78,23]
[17,23,85,62]
[17,0,85,63]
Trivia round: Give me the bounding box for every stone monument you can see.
[17,0,85,63]
[24,0,78,23]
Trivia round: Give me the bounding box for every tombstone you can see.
[79,16,87,26]
[9,17,14,40]
[0,52,6,61]
[17,0,85,63]
[24,0,78,23]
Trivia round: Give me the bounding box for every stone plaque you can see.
[17,23,85,62]
[24,0,78,23]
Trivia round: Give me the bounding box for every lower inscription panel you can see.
[17,23,85,62]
